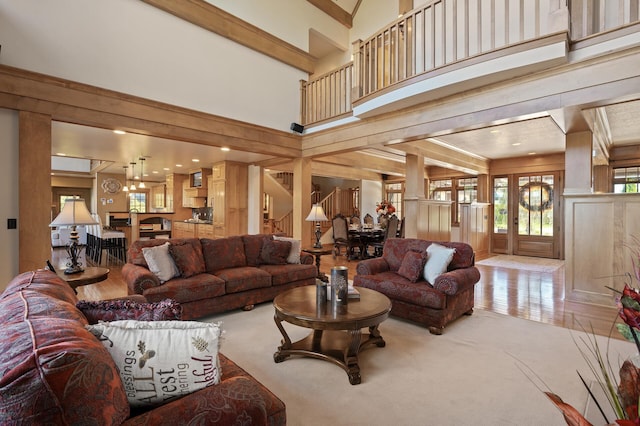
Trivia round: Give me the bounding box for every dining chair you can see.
[363,213,374,228]
[398,217,405,238]
[371,214,399,257]
[332,214,362,261]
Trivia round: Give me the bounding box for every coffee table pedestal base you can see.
[273,319,385,385]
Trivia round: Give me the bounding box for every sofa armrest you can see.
[121,263,161,295]
[300,253,313,265]
[123,376,286,425]
[433,266,481,296]
[356,257,390,276]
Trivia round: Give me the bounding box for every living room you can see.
[2,0,640,423]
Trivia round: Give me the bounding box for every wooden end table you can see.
[302,246,333,282]
[57,266,110,293]
[273,285,391,385]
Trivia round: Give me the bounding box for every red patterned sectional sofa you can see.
[122,234,317,320]
[354,238,481,335]
[0,269,286,424]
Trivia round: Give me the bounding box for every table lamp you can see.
[305,204,328,248]
[50,198,98,274]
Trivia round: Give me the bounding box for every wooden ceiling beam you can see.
[398,140,490,175]
[306,0,353,28]
[142,0,316,73]
[0,65,301,159]
[315,152,406,176]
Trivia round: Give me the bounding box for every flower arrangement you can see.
[542,241,640,425]
[375,200,395,215]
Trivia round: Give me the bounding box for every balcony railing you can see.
[301,0,640,127]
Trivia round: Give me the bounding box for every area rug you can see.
[476,255,565,273]
[203,303,634,426]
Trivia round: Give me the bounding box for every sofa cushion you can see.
[215,266,272,294]
[170,239,206,278]
[142,274,226,304]
[354,271,446,309]
[87,320,222,408]
[259,263,318,286]
[397,250,427,283]
[201,236,247,272]
[143,242,179,283]
[273,236,302,264]
[260,239,291,265]
[424,243,456,285]
[0,270,129,424]
[76,298,182,324]
[242,234,271,267]
[129,238,174,268]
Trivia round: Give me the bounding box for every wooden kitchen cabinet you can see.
[209,161,248,238]
[151,184,166,209]
[172,221,196,239]
[196,223,214,239]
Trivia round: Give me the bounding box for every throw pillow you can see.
[169,240,206,278]
[86,320,222,408]
[273,236,302,264]
[142,242,179,283]
[260,239,292,265]
[77,298,182,324]
[423,243,456,285]
[397,250,427,283]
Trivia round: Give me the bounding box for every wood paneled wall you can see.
[565,193,640,305]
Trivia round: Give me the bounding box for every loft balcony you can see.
[300,0,640,130]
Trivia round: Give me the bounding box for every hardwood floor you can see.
[54,244,622,339]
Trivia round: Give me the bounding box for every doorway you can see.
[491,173,562,258]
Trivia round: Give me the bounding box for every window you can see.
[429,177,477,225]
[613,166,640,193]
[384,182,403,219]
[129,192,147,213]
[493,177,508,233]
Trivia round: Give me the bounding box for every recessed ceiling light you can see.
[528,152,536,155]
[221,147,230,152]
[490,130,500,134]
[192,159,200,162]
[176,164,182,167]
[163,167,170,171]
[113,130,126,135]
[512,142,521,146]
[56,153,66,156]
[152,170,159,174]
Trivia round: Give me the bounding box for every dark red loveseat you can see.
[0,269,286,425]
[354,238,480,334]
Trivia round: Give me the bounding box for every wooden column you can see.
[19,111,52,272]
[404,153,426,239]
[565,131,593,194]
[293,158,312,246]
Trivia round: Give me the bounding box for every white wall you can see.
[360,179,383,220]
[0,108,20,288]
[0,0,312,132]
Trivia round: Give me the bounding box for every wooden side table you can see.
[302,246,333,282]
[57,266,110,293]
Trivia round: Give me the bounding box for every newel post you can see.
[351,39,363,102]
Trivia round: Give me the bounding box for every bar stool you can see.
[89,214,126,265]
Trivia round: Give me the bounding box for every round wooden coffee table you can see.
[273,285,391,385]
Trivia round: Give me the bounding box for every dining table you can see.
[348,227,384,259]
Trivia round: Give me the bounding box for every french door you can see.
[491,173,561,258]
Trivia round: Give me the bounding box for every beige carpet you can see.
[203,303,634,426]
[476,255,565,273]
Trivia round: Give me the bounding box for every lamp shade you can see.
[49,198,98,227]
[305,204,328,222]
